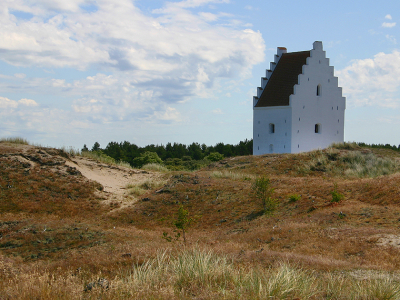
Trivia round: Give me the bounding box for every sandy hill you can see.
[1,141,400,299]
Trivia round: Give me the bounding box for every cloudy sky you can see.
[1,0,400,149]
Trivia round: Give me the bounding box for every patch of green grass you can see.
[288,194,301,203]
[331,184,344,203]
[81,150,131,168]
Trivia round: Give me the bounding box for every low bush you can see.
[252,176,278,215]
[288,194,301,203]
[330,184,344,203]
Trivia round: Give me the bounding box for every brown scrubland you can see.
[1,139,400,299]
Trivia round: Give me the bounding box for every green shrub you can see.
[288,194,301,203]
[163,205,193,244]
[252,176,278,215]
[331,184,344,203]
[132,152,163,168]
[205,152,224,162]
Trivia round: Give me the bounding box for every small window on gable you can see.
[269,144,273,153]
[317,84,321,96]
[315,123,321,134]
[269,123,275,133]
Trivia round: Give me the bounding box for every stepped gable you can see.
[255,50,311,107]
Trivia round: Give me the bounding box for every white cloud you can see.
[0,0,264,146]
[337,50,400,108]
[385,14,392,20]
[165,0,230,9]
[0,96,38,109]
[377,116,400,125]
[153,107,181,122]
[211,108,223,114]
[382,22,396,28]
[19,98,38,106]
[0,97,18,109]
[386,34,397,44]
[14,73,26,79]
[1,0,264,91]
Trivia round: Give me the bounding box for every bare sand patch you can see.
[66,156,165,209]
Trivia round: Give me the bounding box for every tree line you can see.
[82,139,253,169]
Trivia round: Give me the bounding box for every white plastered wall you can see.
[253,106,292,155]
[290,41,345,153]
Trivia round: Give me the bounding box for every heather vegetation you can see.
[2,138,400,299]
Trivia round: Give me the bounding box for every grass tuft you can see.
[299,148,400,178]
[142,163,169,172]
[211,170,254,181]
[81,151,131,168]
[126,178,167,196]
[0,137,30,145]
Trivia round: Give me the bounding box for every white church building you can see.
[253,41,346,155]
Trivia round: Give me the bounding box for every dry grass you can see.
[2,249,400,299]
[142,163,169,172]
[211,170,254,181]
[2,142,400,298]
[298,147,400,178]
[0,137,30,145]
[125,178,168,196]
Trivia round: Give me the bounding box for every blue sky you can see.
[1,0,400,149]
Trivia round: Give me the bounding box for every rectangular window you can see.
[315,124,320,133]
[269,123,275,133]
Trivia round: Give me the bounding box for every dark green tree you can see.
[91,142,101,151]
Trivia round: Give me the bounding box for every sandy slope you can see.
[66,156,161,205]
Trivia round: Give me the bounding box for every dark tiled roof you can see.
[255,50,311,107]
